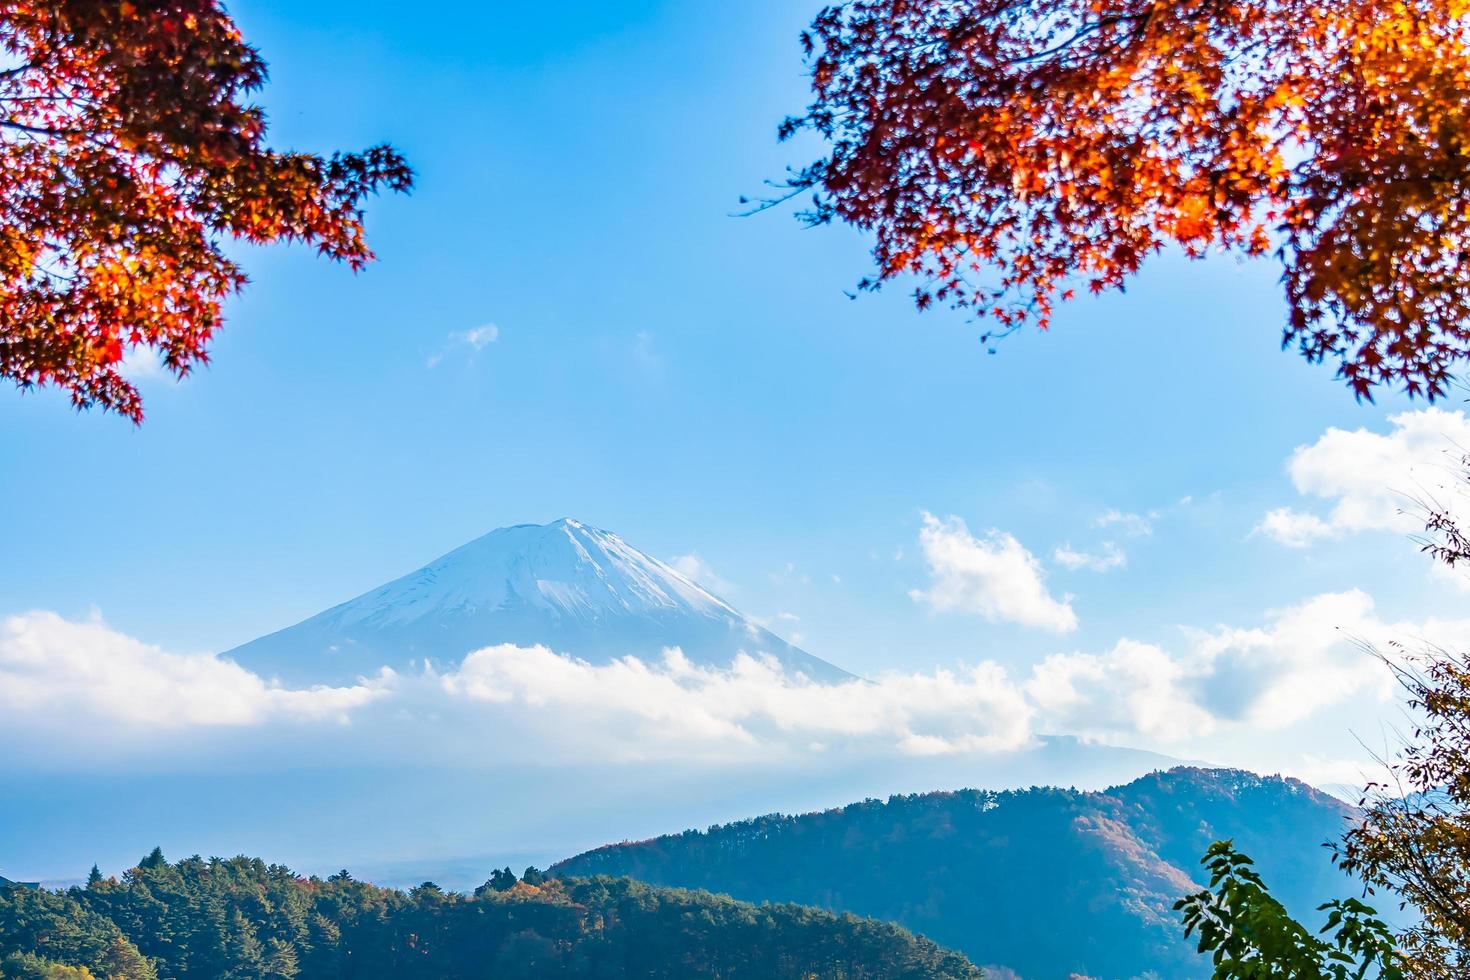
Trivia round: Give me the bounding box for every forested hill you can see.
[552,767,1357,980]
[0,853,980,980]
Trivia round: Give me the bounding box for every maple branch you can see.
[1003,9,1155,67]
[0,117,80,138]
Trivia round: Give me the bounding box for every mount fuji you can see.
[225,519,850,685]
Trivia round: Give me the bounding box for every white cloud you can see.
[0,611,390,729]
[7,586,1456,768]
[1093,509,1153,537]
[1025,590,1454,745]
[1257,408,1470,546]
[427,323,500,367]
[1190,590,1413,728]
[1429,554,1470,593]
[0,608,1039,763]
[1254,507,1337,548]
[1028,638,1213,742]
[910,513,1078,632]
[441,645,1035,759]
[435,587,1442,760]
[1053,542,1127,572]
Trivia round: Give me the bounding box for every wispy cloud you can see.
[668,553,734,595]
[770,561,811,587]
[427,323,500,367]
[1052,542,1127,572]
[1093,509,1154,537]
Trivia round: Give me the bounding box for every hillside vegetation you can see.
[0,852,980,979]
[553,767,1357,979]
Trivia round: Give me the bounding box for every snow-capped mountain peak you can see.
[225,520,848,684]
[333,518,737,628]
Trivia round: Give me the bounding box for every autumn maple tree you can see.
[0,0,412,422]
[780,0,1470,398]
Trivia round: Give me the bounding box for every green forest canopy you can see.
[0,849,980,980]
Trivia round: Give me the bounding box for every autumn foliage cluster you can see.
[1329,478,1470,978]
[785,0,1470,398]
[0,0,411,421]
[1337,641,1470,978]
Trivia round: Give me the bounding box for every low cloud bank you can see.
[1028,590,1424,744]
[442,645,1034,757]
[0,611,389,728]
[3,591,1458,767]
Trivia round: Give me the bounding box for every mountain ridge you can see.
[551,766,1360,980]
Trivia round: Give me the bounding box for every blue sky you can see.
[3,0,1467,801]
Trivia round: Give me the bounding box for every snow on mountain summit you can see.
[339,519,737,628]
[225,520,849,685]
